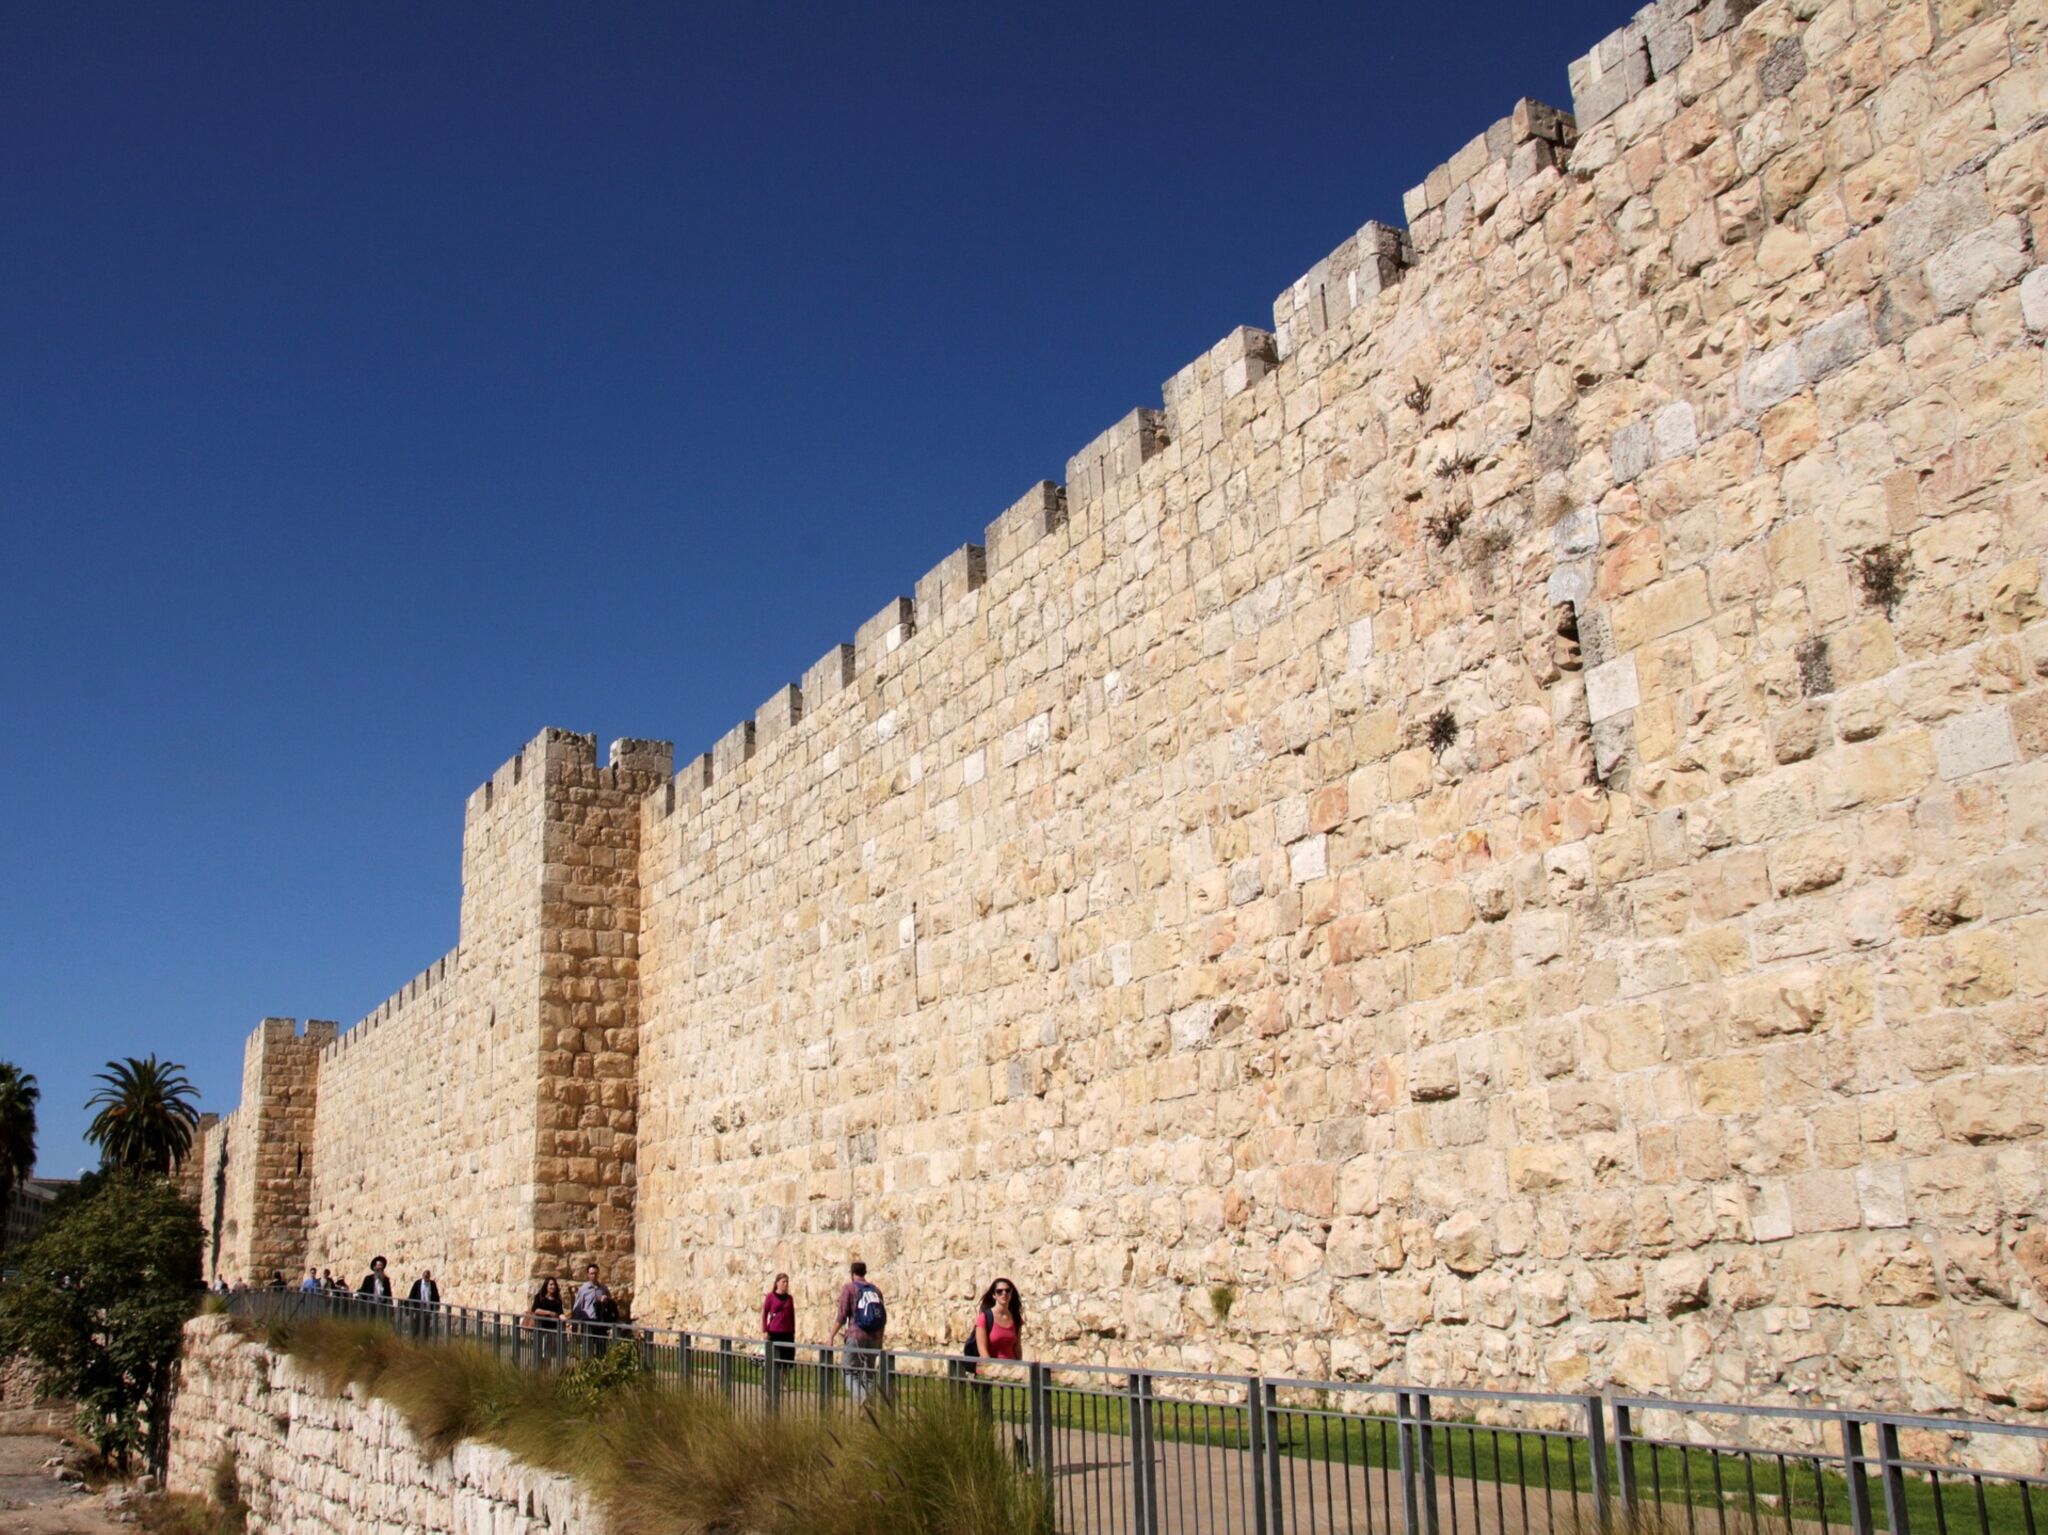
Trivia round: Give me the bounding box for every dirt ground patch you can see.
[0,1430,130,1535]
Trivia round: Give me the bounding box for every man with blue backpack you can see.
[829,1259,887,1406]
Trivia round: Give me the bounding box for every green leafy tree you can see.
[0,1168,202,1473]
[86,1055,200,1174]
[0,1061,37,1249]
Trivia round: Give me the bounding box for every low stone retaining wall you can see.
[167,1315,608,1533]
[0,1353,68,1435]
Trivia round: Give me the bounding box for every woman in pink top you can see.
[762,1272,796,1365]
[972,1277,1024,1360]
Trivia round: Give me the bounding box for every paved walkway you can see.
[1043,1429,1600,1535]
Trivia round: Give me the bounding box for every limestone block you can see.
[1586,655,1641,723]
[1796,303,1875,381]
[1611,419,1654,484]
[1163,326,1278,431]
[1935,707,2017,779]
[1926,217,2030,315]
[2022,266,2048,332]
[1739,342,1806,414]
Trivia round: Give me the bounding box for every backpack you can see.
[852,1281,886,1333]
[962,1308,992,1358]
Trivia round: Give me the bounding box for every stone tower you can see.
[197,1017,335,1284]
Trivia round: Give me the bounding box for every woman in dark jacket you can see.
[762,1272,796,1365]
[527,1277,565,1361]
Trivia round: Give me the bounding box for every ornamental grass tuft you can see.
[263,1323,1046,1535]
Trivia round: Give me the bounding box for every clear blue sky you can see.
[1,0,1639,1175]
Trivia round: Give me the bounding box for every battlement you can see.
[635,77,1585,807]
[1567,0,1762,130]
[913,543,986,634]
[1399,99,1575,256]
[323,948,459,1062]
[464,728,673,823]
[249,1015,338,1048]
[1161,327,1277,442]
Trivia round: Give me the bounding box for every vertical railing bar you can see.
[1419,1393,1440,1535]
[1028,1362,1052,1530]
[1588,1396,1612,1533]
[1879,1422,1911,1535]
[1845,1418,1877,1535]
[1130,1370,1157,1535]
[1400,1391,1421,1535]
[1343,1405,1358,1535]
[1265,1384,1284,1535]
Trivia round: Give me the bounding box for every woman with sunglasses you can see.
[971,1276,1024,1361]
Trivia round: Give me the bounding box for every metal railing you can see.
[220,1289,2048,1535]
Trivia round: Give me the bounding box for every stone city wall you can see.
[632,0,2048,1415]
[197,0,2048,1422]
[167,1314,605,1533]
[201,730,670,1303]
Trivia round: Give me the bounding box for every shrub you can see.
[555,1336,643,1412]
[133,1451,245,1535]
[374,1342,523,1458]
[0,1168,202,1473]
[278,1318,405,1396]
[794,1390,1048,1535]
[265,1324,1046,1535]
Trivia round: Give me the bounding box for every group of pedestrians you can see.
[515,1262,620,1359]
[217,1255,443,1305]
[525,1261,618,1325]
[225,1252,1029,1405]
[761,1260,1025,1406]
[303,1255,442,1306]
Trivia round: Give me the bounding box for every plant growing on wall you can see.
[1426,451,1482,549]
[1852,544,1911,617]
[1427,707,1460,755]
[0,1168,202,1474]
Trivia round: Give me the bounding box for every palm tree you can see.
[85,1056,200,1175]
[0,1062,38,1248]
